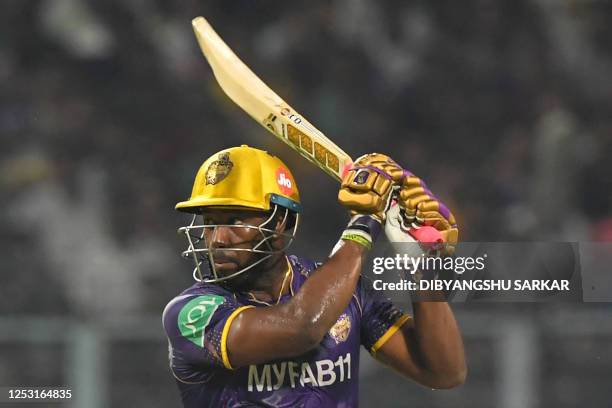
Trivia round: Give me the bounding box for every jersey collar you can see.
[243,256,295,306]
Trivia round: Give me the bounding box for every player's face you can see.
[201,209,273,277]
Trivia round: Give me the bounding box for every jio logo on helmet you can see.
[276,168,293,195]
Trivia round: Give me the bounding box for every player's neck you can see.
[246,255,291,304]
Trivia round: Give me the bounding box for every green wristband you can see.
[341,233,372,250]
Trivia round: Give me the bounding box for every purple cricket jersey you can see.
[162,255,409,408]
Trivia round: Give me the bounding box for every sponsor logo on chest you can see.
[247,352,352,392]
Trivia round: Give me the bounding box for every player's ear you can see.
[271,210,296,247]
[276,209,298,233]
[274,216,287,233]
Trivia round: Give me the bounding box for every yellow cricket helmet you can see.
[176,145,301,213]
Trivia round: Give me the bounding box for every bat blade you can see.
[192,17,352,181]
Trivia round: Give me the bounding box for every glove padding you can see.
[398,175,459,253]
[338,153,404,220]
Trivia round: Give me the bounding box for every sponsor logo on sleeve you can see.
[178,295,225,347]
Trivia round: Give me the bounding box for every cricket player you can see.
[163,145,465,407]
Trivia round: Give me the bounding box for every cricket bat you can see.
[191,17,352,182]
[191,17,441,245]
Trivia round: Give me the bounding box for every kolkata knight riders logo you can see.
[354,170,370,185]
[329,314,351,344]
[205,152,233,185]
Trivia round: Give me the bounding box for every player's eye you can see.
[230,217,245,225]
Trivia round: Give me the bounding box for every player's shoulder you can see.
[287,254,321,278]
[288,254,367,281]
[162,282,236,330]
[167,281,234,306]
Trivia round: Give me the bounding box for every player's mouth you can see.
[211,255,240,270]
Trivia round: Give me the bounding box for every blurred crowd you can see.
[2,1,612,406]
[2,0,612,319]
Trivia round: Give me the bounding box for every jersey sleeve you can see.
[162,292,254,378]
[357,276,411,355]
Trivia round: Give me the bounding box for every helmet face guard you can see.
[178,204,300,283]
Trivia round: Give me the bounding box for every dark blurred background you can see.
[1,0,612,407]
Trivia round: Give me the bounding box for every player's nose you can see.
[210,225,232,248]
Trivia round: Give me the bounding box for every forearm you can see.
[411,302,466,388]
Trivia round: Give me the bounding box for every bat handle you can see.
[385,201,444,249]
[340,162,353,181]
